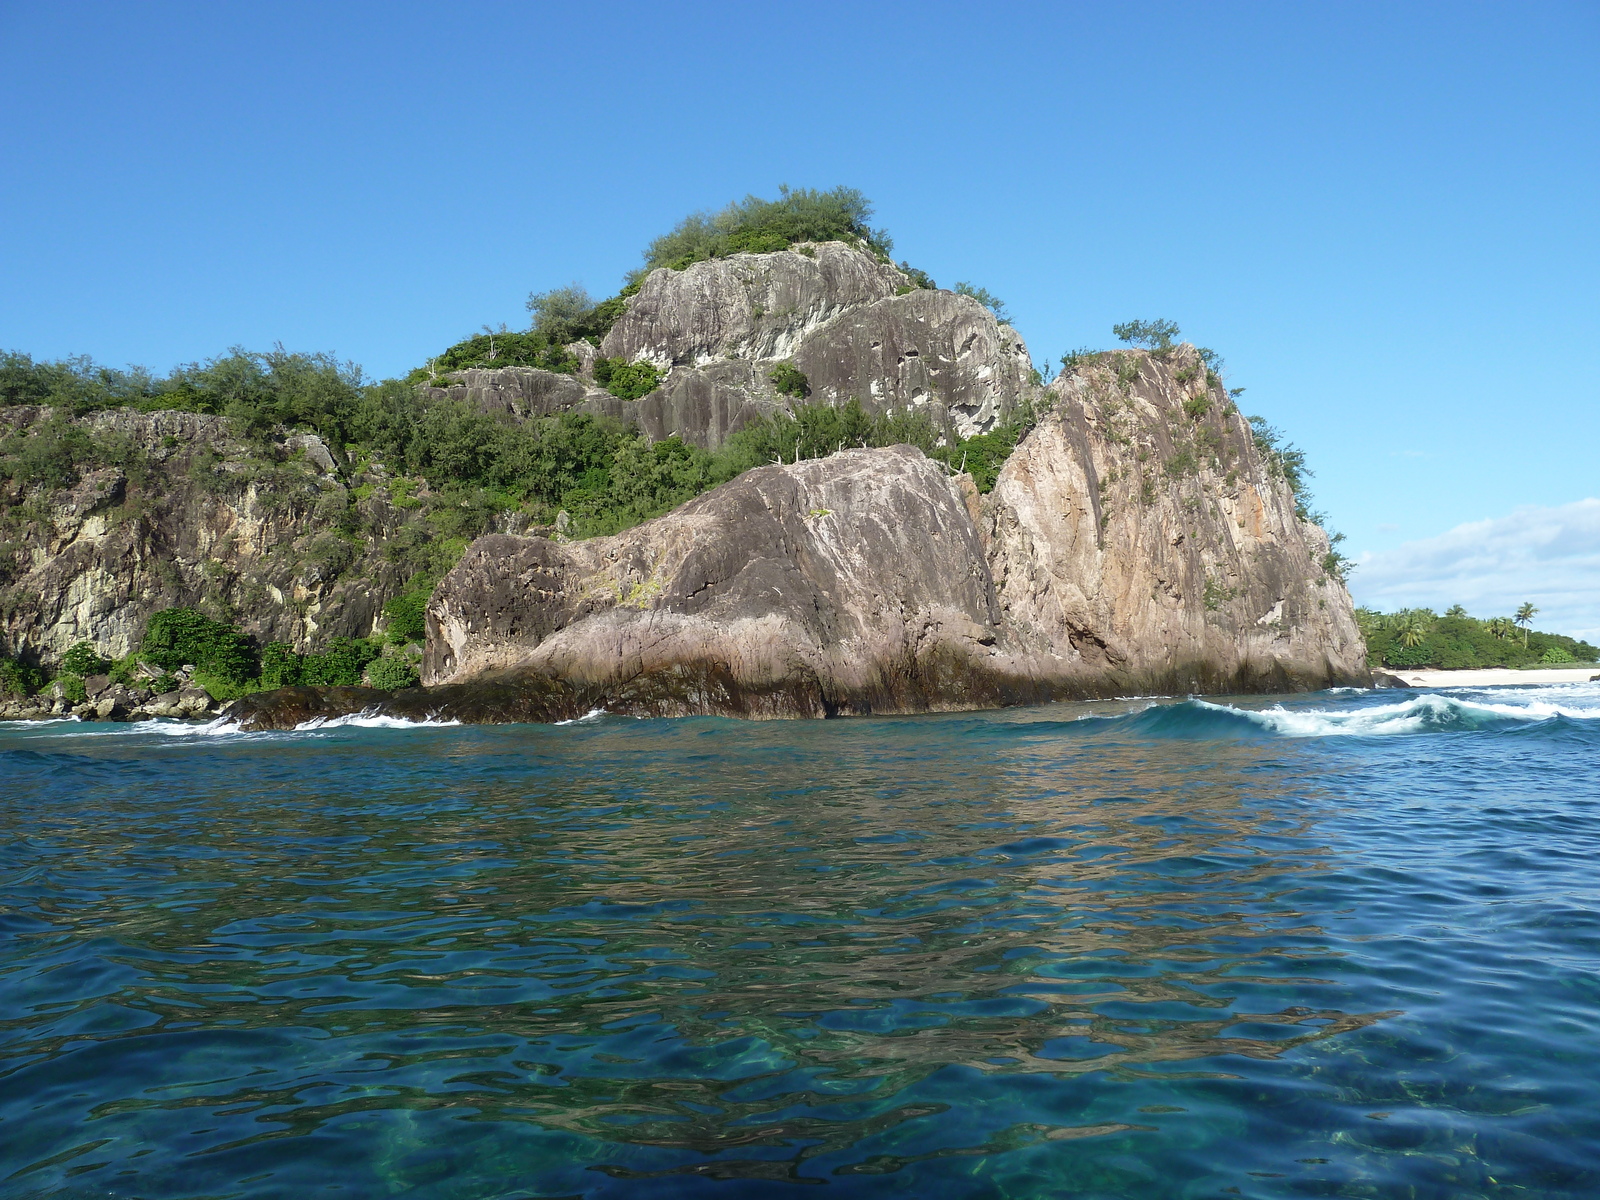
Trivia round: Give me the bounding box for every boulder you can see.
[421,366,593,420]
[581,360,787,449]
[421,445,1036,718]
[283,433,339,475]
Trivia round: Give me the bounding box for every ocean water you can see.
[3,683,1599,1199]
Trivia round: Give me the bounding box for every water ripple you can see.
[2,686,1598,1196]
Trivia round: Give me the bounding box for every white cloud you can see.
[1351,498,1600,642]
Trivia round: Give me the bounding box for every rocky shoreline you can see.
[0,671,221,722]
[222,345,1369,731]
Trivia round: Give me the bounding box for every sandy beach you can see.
[1388,667,1600,688]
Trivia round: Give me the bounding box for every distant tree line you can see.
[1356,604,1596,668]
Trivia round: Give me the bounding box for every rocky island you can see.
[0,188,1367,726]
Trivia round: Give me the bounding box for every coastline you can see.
[1389,666,1600,688]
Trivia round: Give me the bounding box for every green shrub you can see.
[0,413,141,490]
[415,330,579,380]
[259,641,303,688]
[896,262,935,290]
[1113,318,1181,352]
[593,358,662,400]
[0,655,44,697]
[190,672,271,703]
[1321,541,1352,584]
[366,655,419,691]
[1541,645,1576,664]
[769,362,810,399]
[383,591,429,642]
[142,608,257,682]
[57,674,88,704]
[1248,417,1314,517]
[60,641,111,676]
[723,395,1044,495]
[0,350,162,413]
[300,638,379,687]
[1059,348,1103,372]
[526,284,598,345]
[953,283,1010,324]
[1182,394,1211,419]
[153,349,363,450]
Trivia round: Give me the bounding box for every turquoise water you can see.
[3,684,1599,1198]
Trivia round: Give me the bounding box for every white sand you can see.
[1390,667,1600,688]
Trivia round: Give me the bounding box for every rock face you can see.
[980,346,1366,693]
[0,407,427,665]
[421,445,1037,717]
[420,242,1038,447]
[225,346,1364,729]
[792,290,1033,438]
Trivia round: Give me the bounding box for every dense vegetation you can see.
[1357,605,1597,669]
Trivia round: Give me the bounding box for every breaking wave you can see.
[1125,689,1600,739]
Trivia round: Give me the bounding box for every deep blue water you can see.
[3,683,1599,1199]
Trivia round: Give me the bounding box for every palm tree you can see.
[1393,611,1430,648]
[1515,602,1539,648]
[1487,617,1513,641]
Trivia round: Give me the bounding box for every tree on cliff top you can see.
[639,186,893,275]
[1113,318,1182,353]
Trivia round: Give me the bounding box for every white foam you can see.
[292,710,461,731]
[143,715,245,736]
[1198,687,1600,738]
[555,708,609,725]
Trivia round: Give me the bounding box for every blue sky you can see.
[3,2,1597,634]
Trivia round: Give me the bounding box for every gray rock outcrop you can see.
[601,241,907,367]
[421,445,1032,717]
[421,243,1039,447]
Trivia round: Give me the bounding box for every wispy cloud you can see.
[1352,498,1600,641]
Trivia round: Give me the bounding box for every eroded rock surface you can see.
[981,346,1366,693]
[601,241,907,367]
[792,290,1033,438]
